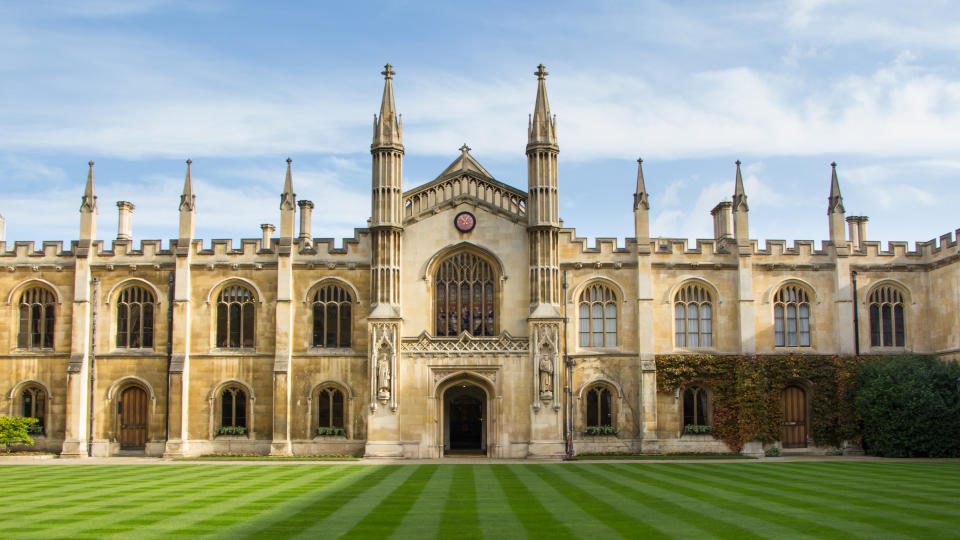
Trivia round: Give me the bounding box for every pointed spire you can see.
[80,160,97,212]
[732,159,748,212]
[372,63,403,148]
[179,159,195,212]
[280,157,296,211]
[633,157,649,210]
[828,161,845,214]
[528,64,557,147]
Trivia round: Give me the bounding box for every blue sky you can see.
[2,1,959,248]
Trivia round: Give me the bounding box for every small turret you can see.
[528,64,558,148]
[828,162,846,246]
[79,161,97,242]
[732,160,749,244]
[372,63,403,150]
[178,159,196,242]
[280,158,296,239]
[633,157,650,240]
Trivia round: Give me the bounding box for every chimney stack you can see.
[847,216,868,251]
[116,201,135,241]
[298,200,314,248]
[261,223,275,251]
[711,201,733,243]
[0,213,5,243]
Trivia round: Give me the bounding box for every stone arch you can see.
[420,241,507,281]
[208,379,256,439]
[308,380,353,438]
[765,278,819,305]
[7,380,54,433]
[435,371,498,458]
[105,278,163,306]
[663,276,721,305]
[570,276,627,305]
[864,279,912,305]
[6,279,62,305]
[576,377,624,400]
[302,277,361,304]
[106,375,156,402]
[205,277,263,305]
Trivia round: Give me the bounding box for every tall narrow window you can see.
[682,387,709,427]
[674,283,713,348]
[585,386,613,427]
[116,285,155,349]
[774,285,811,347]
[18,286,56,349]
[216,284,255,348]
[312,284,352,348]
[317,387,345,430]
[579,283,617,347]
[869,285,905,347]
[435,252,496,337]
[20,385,46,431]
[220,387,247,429]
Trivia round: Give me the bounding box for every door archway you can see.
[443,383,487,455]
[781,385,807,448]
[119,386,148,450]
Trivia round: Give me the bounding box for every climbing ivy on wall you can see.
[657,354,866,452]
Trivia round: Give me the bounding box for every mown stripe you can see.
[491,465,575,539]
[389,463,455,539]
[562,464,764,539]
[438,466,480,539]
[342,465,439,539]
[473,465,526,540]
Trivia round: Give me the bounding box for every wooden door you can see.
[781,385,807,448]
[120,386,147,449]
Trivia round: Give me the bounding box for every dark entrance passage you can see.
[444,383,486,455]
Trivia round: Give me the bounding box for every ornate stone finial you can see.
[637,157,643,164]
[459,143,471,154]
[382,63,395,80]
[735,159,741,166]
[535,64,548,80]
[286,157,292,164]
[88,160,94,167]
[186,158,192,165]
[831,161,837,168]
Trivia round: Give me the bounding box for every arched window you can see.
[216,284,255,348]
[435,252,495,337]
[18,286,56,349]
[579,283,617,347]
[312,284,352,348]
[674,282,713,348]
[20,385,46,433]
[869,285,905,347]
[683,387,710,430]
[774,284,811,347]
[116,285,155,349]
[585,385,613,428]
[219,386,247,433]
[316,386,346,432]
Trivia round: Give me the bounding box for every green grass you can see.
[0,462,957,538]
[571,453,755,460]
[174,455,362,461]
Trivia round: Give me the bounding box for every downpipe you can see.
[851,270,860,356]
[165,271,174,445]
[87,277,99,457]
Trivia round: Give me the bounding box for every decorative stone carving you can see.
[401,331,528,354]
[371,323,397,402]
[430,366,499,390]
[532,323,559,401]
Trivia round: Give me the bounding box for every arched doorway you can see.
[119,386,148,450]
[443,383,487,455]
[781,385,807,448]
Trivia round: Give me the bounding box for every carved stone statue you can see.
[377,344,392,401]
[538,346,554,399]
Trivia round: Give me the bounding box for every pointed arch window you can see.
[20,385,46,433]
[674,283,713,348]
[316,386,346,434]
[216,285,256,349]
[219,386,247,433]
[774,284,811,347]
[18,286,56,349]
[116,285,155,349]
[585,385,614,428]
[683,387,710,430]
[312,284,352,348]
[869,285,905,347]
[435,252,496,337]
[579,283,617,347]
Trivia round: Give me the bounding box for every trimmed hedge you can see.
[854,355,960,457]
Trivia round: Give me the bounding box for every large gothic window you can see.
[869,285,905,347]
[585,385,613,428]
[578,283,617,347]
[435,252,495,337]
[774,284,811,347]
[116,285,155,349]
[674,282,713,348]
[18,286,56,349]
[312,284,352,348]
[216,284,256,348]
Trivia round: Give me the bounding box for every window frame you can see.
[584,384,615,429]
[673,281,715,350]
[867,284,907,349]
[217,385,249,435]
[432,250,499,338]
[310,283,353,350]
[313,383,350,438]
[16,383,48,436]
[577,281,619,349]
[16,285,57,351]
[681,385,712,435]
[115,284,158,351]
[213,282,258,350]
[773,283,813,349]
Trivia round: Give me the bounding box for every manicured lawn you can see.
[0,462,957,538]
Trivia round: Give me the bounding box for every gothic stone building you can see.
[2,65,959,458]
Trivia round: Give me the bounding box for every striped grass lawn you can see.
[0,462,958,538]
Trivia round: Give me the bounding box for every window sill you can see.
[773,346,814,352]
[313,435,350,441]
[214,434,250,440]
[680,433,716,441]
[869,346,909,353]
[210,348,259,355]
[672,347,719,354]
[105,349,163,356]
[306,347,357,356]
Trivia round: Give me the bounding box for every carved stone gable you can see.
[402,331,528,355]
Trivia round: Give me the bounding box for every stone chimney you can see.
[261,223,275,251]
[116,201,135,241]
[711,201,733,242]
[0,213,5,243]
[847,216,868,251]
[298,200,314,247]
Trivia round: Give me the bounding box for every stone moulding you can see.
[401,331,528,354]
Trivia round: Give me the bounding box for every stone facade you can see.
[2,65,958,458]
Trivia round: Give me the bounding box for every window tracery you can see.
[116,285,155,349]
[774,284,811,347]
[674,282,713,348]
[18,286,55,349]
[869,285,905,347]
[434,252,495,337]
[312,284,352,348]
[578,283,617,347]
[216,284,255,348]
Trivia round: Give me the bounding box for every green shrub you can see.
[317,426,346,436]
[854,355,960,458]
[683,424,712,435]
[765,446,781,457]
[216,426,246,436]
[584,425,618,436]
[0,417,37,451]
